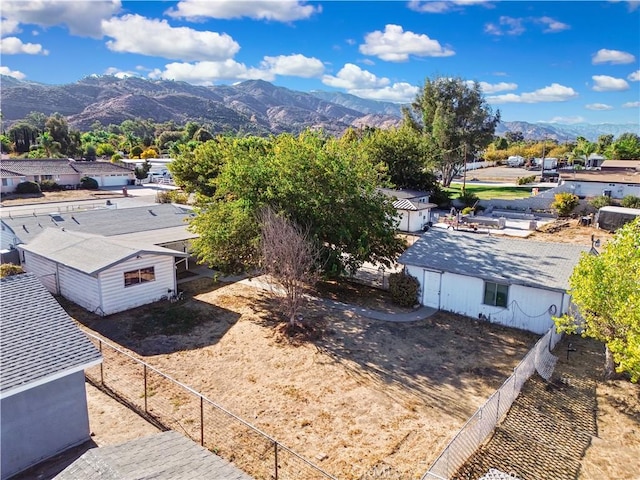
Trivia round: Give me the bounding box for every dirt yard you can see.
[0,188,123,206]
[70,279,539,479]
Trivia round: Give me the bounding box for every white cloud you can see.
[622,101,640,108]
[0,36,48,55]
[149,60,272,85]
[1,0,121,38]
[628,70,640,81]
[484,16,525,36]
[322,63,389,90]
[0,17,21,36]
[592,75,630,91]
[585,103,613,111]
[260,54,324,78]
[359,24,454,62]
[592,48,636,65]
[0,65,26,79]
[546,116,585,124]
[350,83,420,103]
[487,83,578,104]
[102,14,239,62]
[536,16,570,33]
[466,80,518,93]
[407,0,491,14]
[166,0,320,22]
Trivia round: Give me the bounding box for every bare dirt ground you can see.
[0,189,123,206]
[529,218,614,247]
[70,280,539,479]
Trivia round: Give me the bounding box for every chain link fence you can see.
[421,326,563,480]
[85,333,337,480]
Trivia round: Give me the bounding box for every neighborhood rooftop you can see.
[0,273,102,398]
[0,159,133,176]
[398,229,589,292]
[2,203,195,244]
[56,431,255,480]
[20,228,188,275]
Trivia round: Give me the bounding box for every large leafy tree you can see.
[403,77,500,187]
[554,218,640,382]
[188,130,405,276]
[606,133,640,160]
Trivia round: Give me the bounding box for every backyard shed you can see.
[19,228,188,316]
[379,188,437,232]
[595,205,640,232]
[0,273,102,479]
[397,230,588,334]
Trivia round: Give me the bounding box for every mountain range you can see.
[1,75,637,142]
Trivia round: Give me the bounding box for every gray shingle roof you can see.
[71,162,133,174]
[397,229,589,292]
[0,273,102,397]
[1,167,25,178]
[379,187,430,200]
[20,228,188,275]
[0,159,133,176]
[2,204,195,244]
[55,431,254,479]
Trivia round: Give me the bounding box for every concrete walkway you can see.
[179,267,436,323]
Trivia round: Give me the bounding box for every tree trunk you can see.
[604,344,615,379]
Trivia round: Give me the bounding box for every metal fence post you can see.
[99,340,104,385]
[274,441,279,480]
[200,396,204,446]
[143,364,148,413]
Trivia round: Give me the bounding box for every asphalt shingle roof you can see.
[0,273,102,397]
[379,187,430,200]
[55,431,254,480]
[397,229,589,292]
[0,159,133,176]
[20,228,188,275]
[2,203,195,244]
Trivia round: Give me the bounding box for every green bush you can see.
[589,195,612,209]
[0,263,25,278]
[15,181,41,194]
[39,179,64,192]
[621,195,640,209]
[551,192,579,217]
[517,175,536,185]
[461,206,474,215]
[457,190,479,208]
[155,189,189,204]
[388,272,420,307]
[80,176,99,190]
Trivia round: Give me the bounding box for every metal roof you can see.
[397,229,588,292]
[0,273,102,398]
[392,198,437,211]
[2,203,195,244]
[55,431,254,480]
[20,228,188,275]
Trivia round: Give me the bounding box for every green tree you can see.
[403,77,500,187]
[7,122,39,153]
[551,192,579,217]
[596,134,614,155]
[606,133,640,160]
[554,218,640,381]
[571,138,597,166]
[37,131,61,157]
[188,130,405,276]
[134,160,152,182]
[45,113,73,155]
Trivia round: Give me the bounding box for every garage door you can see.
[422,270,441,308]
[101,174,130,187]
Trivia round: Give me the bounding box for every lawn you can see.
[445,184,553,200]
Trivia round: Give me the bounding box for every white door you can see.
[101,174,129,187]
[422,270,441,308]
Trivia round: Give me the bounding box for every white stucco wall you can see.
[563,180,640,199]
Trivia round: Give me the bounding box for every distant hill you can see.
[1,75,637,141]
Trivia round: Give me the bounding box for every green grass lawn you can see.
[445,184,553,200]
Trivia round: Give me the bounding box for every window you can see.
[483,281,508,307]
[124,267,155,287]
[1,179,9,187]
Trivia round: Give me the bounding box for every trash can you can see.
[122,186,128,197]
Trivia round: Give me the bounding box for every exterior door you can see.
[422,270,441,308]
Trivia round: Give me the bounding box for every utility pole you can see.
[462,144,467,195]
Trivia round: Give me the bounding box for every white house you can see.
[19,228,188,316]
[379,188,437,232]
[397,230,588,334]
[559,161,640,199]
[1,273,102,479]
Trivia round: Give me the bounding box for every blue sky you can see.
[1,1,639,125]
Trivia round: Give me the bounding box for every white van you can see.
[507,156,525,167]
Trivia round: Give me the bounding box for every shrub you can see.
[517,175,536,185]
[0,263,25,278]
[388,272,420,307]
[111,153,123,163]
[156,189,189,204]
[80,176,99,190]
[39,179,63,192]
[15,181,41,194]
[589,195,612,209]
[457,190,479,208]
[621,195,640,209]
[130,145,143,158]
[461,206,474,215]
[551,192,579,217]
